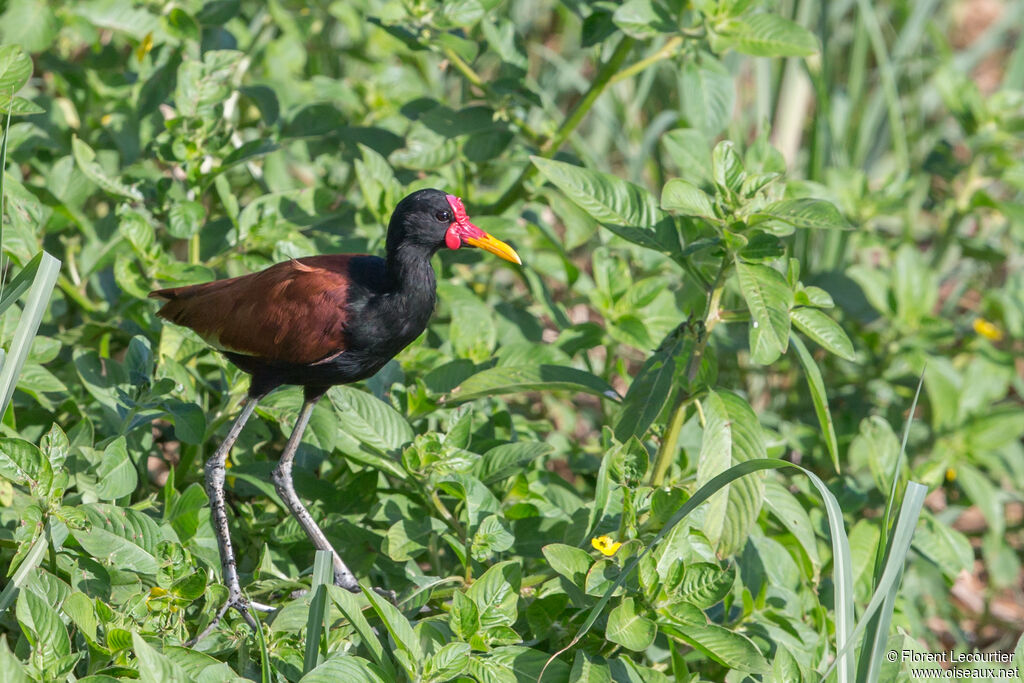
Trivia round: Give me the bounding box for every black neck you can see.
[384,242,437,314]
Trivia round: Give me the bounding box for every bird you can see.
[149,189,521,639]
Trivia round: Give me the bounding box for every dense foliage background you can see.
[1,0,1022,680]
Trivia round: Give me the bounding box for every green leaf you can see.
[790,307,856,361]
[466,561,520,631]
[608,436,649,487]
[661,128,712,184]
[473,442,552,484]
[72,505,162,575]
[328,587,397,680]
[95,437,138,501]
[472,515,515,561]
[676,563,734,608]
[62,592,98,644]
[763,479,821,579]
[299,656,388,683]
[167,201,205,239]
[661,178,716,218]
[570,652,612,683]
[606,598,657,651]
[542,544,593,588]
[450,364,620,403]
[712,140,745,196]
[0,637,31,683]
[0,97,44,115]
[696,391,766,555]
[752,198,851,230]
[328,386,413,453]
[17,588,71,659]
[361,585,422,679]
[72,136,143,200]
[614,322,691,441]
[131,632,193,683]
[0,438,52,490]
[790,334,841,472]
[734,261,791,364]
[662,621,769,673]
[531,156,677,254]
[0,45,32,96]
[612,0,674,38]
[680,58,734,138]
[423,641,471,681]
[718,13,818,57]
[849,416,900,494]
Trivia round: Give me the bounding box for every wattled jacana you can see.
[150,189,521,636]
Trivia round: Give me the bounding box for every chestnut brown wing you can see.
[150,255,358,364]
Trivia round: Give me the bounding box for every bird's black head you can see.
[386,189,521,264]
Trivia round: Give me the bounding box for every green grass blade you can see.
[820,481,927,682]
[252,604,273,683]
[303,550,334,675]
[0,252,61,415]
[0,253,41,317]
[0,520,68,614]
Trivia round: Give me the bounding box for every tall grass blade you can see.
[303,550,333,675]
[0,252,61,415]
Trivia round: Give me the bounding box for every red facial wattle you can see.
[442,194,522,265]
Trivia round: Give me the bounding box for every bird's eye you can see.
[435,210,453,222]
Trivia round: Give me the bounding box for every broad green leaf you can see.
[613,322,688,441]
[329,386,414,453]
[95,437,138,501]
[680,58,734,138]
[167,201,205,239]
[531,156,677,254]
[0,45,32,96]
[752,198,851,230]
[131,633,192,683]
[849,417,900,495]
[662,621,770,673]
[472,515,515,561]
[763,479,821,579]
[570,652,612,683]
[328,587,397,680]
[0,97,44,115]
[466,561,520,631]
[606,598,657,651]
[423,642,471,681]
[0,637,31,683]
[612,0,674,38]
[696,391,766,555]
[72,505,163,575]
[542,544,593,588]
[718,13,818,57]
[0,438,52,490]
[892,244,938,327]
[790,334,841,472]
[676,563,734,608]
[62,592,98,644]
[451,364,620,403]
[790,307,856,361]
[474,442,552,484]
[661,178,716,218]
[911,512,972,580]
[661,128,712,184]
[71,136,143,200]
[17,588,71,659]
[362,585,422,679]
[734,261,792,364]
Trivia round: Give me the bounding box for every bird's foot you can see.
[185,588,259,646]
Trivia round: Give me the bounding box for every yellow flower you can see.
[973,318,1003,342]
[945,467,957,482]
[591,535,622,556]
[135,32,154,61]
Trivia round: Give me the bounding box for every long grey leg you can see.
[188,397,260,645]
[271,398,359,591]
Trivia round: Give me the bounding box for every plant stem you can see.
[607,36,682,87]
[486,37,636,214]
